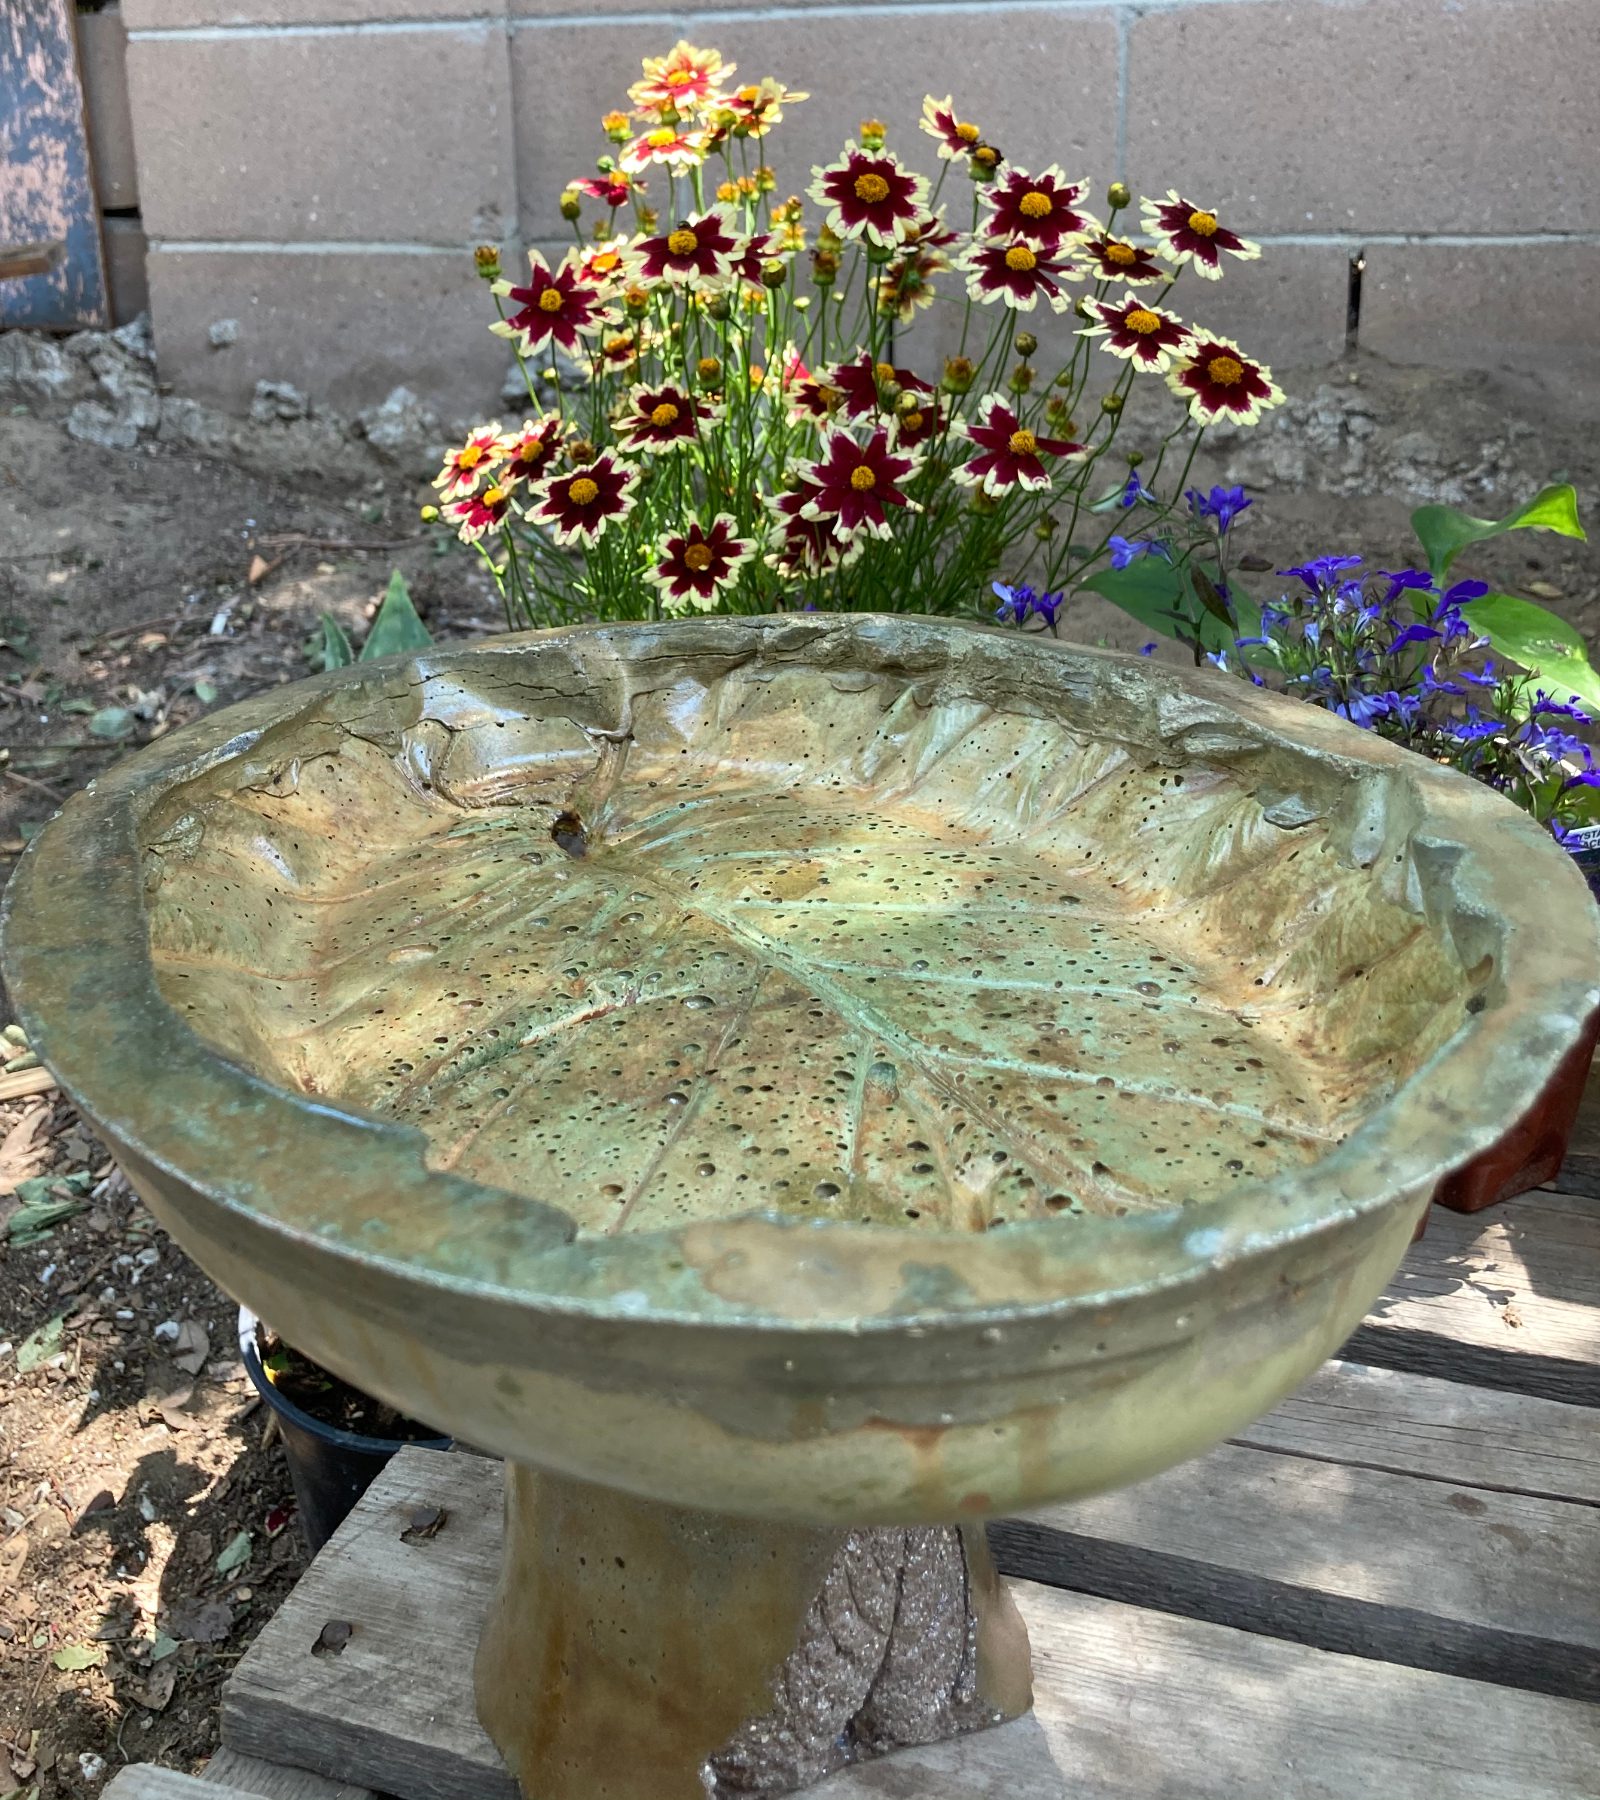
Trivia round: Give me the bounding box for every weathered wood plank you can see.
[1553,1057,1600,1197]
[1001,1433,1600,1700]
[225,1447,1600,1800]
[0,0,109,328]
[814,1586,1600,1800]
[1345,1188,1600,1403]
[203,1747,376,1799]
[1234,1357,1600,1504]
[105,1771,218,1800]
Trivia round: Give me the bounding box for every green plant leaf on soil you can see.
[194,679,218,706]
[1460,591,1600,717]
[148,1631,181,1662]
[313,612,355,673]
[51,1643,106,1671]
[1077,558,1238,655]
[1411,483,1586,582]
[15,1314,65,1374]
[215,1530,253,1577]
[87,706,136,741]
[360,569,433,661]
[3,1179,86,1245]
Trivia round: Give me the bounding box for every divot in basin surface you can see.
[6,614,1598,1525]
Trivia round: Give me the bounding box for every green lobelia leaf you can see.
[360,570,433,662]
[1411,483,1586,582]
[1460,591,1600,717]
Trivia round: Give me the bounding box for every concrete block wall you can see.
[119,0,1600,416]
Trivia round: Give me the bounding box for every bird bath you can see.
[6,614,1598,1799]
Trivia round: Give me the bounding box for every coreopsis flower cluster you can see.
[426,44,1285,627]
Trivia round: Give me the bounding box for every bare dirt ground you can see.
[1,321,1597,1798]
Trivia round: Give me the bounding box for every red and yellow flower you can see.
[645,514,754,612]
[619,122,707,175]
[1076,228,1167,285]
[572,171,639,210]
[808,143,931,249]
[765,483,866,578]
[628,41,731,115]
[961,236,1081,312]
[982,165,1091,249]
[527,450,641,547]
[444,479,518,544]
[951,395,1085,494]
[1080,291,1194,372]
[634,209,739,284]
[892,394,947,450]
[797,426,921,540]
[491,250,616,357]
[827,350,932,421]
[1141,191,1260,279]
[575,238,635,290]
[500,415,566,486]
[1166,332,1284,424]
[614,381,717,454]
[727,229,783,288]
[716,78,808,139]
[919,95,982,161]
[433,422,507,502]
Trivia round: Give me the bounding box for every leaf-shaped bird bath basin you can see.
[6,615,1598,1799]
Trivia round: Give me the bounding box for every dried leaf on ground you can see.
[0,1102,52,1193]
[15,1315,64,1374]
[170,1320,210,1377]
[152,1383,197,1432]
[214,1530,252,1577]
[128,1661,178,1712]
[0,1532,27,1594]
[166,1597,234,1645]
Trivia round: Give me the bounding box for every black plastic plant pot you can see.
[239,1307,451,1555]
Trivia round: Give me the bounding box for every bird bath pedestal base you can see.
[476,1464,1033,1800]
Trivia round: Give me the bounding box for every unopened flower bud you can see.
[559,190,582,221]
[568,438,596,463]
[1009,362,1035,393]
[812,252,839,286]
[970,143,1001,182]
[1107,180,1132,212]
[1014,331,1038,359]
[1034,517,1057,540]
[859,119,888,150]
[755,165,778,193]
[865,239,895,265]
[896,388,922,415]
[1126,450,1145,467]
[623,285,650,317]
[601,110,631,143]
[760,258,787,290]
[420,504,440,522]
[1074,298,1093,319]
[716,179,740,204]
[706,291,732,321]
[1100,392,1124,416]
[943,355,976,394]
[1054,367,1075,388]
[474,244,501,280]
[878,379,903,410]
[969,489,999,515]
[1045,398,1075,431]
[697,355,722,384]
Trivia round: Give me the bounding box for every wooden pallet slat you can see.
[224,1447,1600,1800]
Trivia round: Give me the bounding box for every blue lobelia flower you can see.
[1120,470,1152,508]
[1387,622,1441,652]
[1108,535,1168,570]
[1530,690,1594,723]
[992,580,1035,624]
[1186,485,1253,533]
[1031,589,1066,628]
[1280,554,1363,592]
[1378,568,1435,604]
[1440,577,1490,606]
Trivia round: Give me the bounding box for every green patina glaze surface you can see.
[6,615,1599,1522]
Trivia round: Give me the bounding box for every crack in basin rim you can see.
[5,613,1598,1339]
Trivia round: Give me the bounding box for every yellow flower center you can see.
[716,180,739,202]
[482,485,507,508]
[647,128,678,148]
[568,477,601,505]
[1018,191,1052,220]
[1208,355,1245,386]
[1126,307,1162,334]
[1105,240,1137,265]
[1007,429,1037,456]
[538,289,564,313]
[854,173,891,204]
[667,227,699,256]
[604,334,632,356]
[903,409,925,433]
[683,543,714,571]
[1187,209,1219,237]
[666,69,694,87]
[974,146,999,168]
[737,85,759,103]
[697,356,722,381]
[849,465,877,492]
[956,121,980,144]
[874,361,896,384]
[650,401,681,427]
[457,444,484,469]
[1004,244,1038,272]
